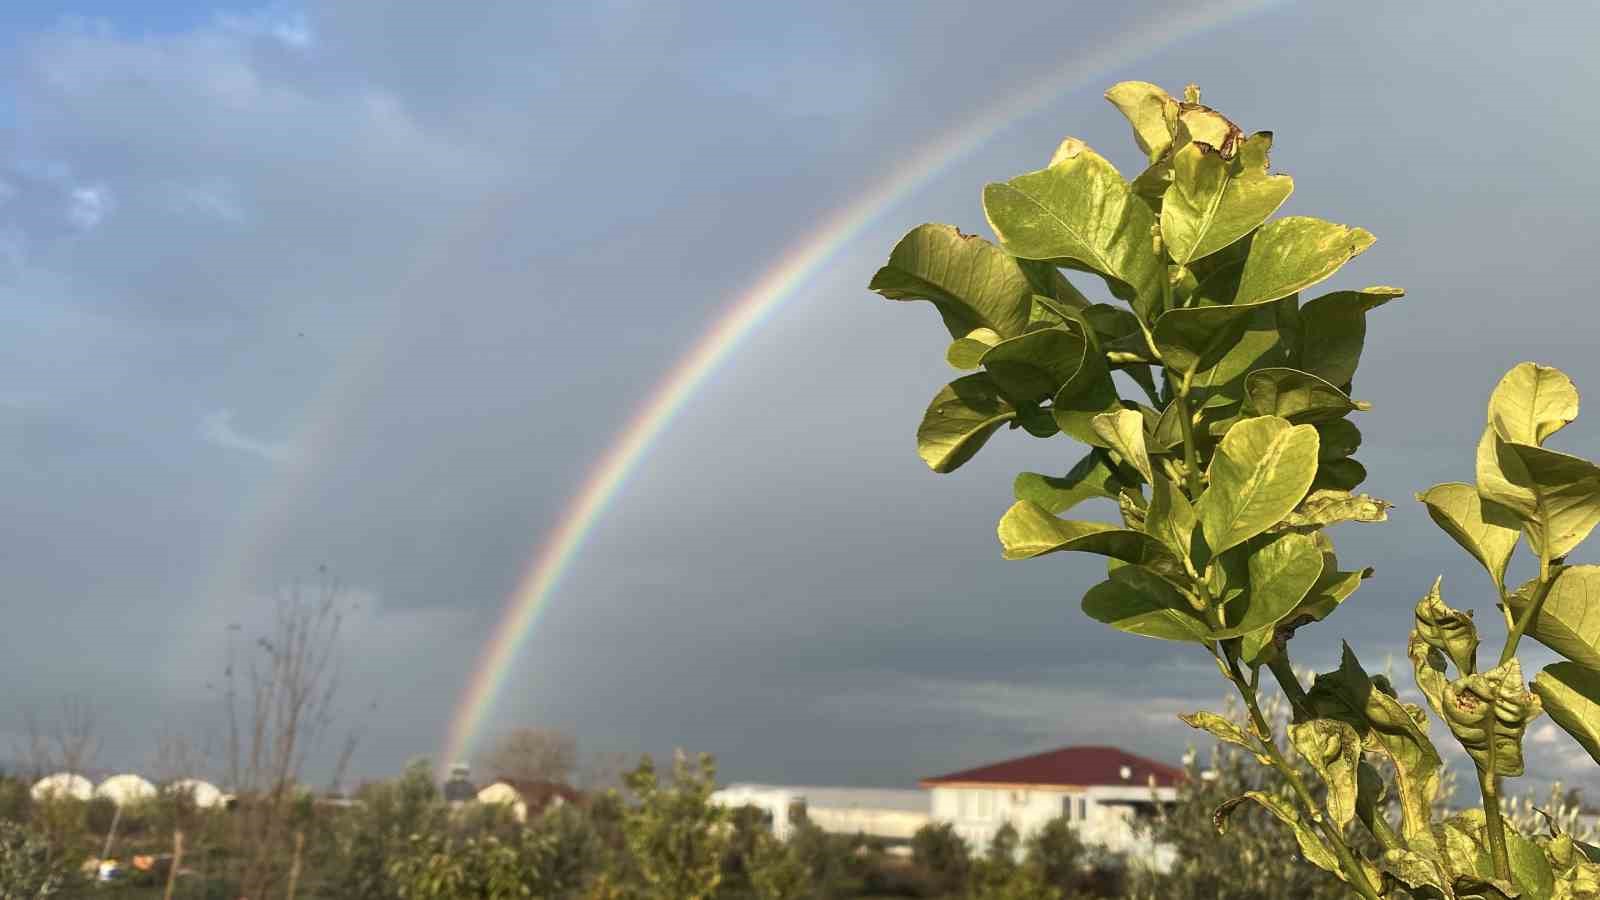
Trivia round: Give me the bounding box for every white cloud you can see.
[199,409,297,463]
[1530,721,1560,745]
[66,185,109,228]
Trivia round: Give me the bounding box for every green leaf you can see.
[1486,362,1579,447]
[1417,482,1519,593]
[1244,559,1369,664]
[1161,133,1293,266]
[1179,711,1253,750]
[1191,299,1294,392]
[1478,433,1600,560]
[1151,300,1277,374]
[1090,408,1154,483]
[979,326,1091,405]
[1198,416,1321,554]
[869,223,1035,339]
[1294,286,1404,387]
[995,502,1187,585]
[1013,450,1127,515]
[1314,457,1368,492]
[1504,565,1600,669]
[983,143,1165,321]
[1288,718,1362,828]
[917,374,1015,473]
[1233,216,1377,307]
[1081,567,1209,643]
[1214,791,1341,878]
[1104,81,1177,161]
[1532,662,1600,769]
[1316,419,1363,462]
[1440,659,1542,777]
[1146,472,1199,562]
[1245,367,1369,423]
[945,327,1002,370]
[1213,531,1322,639]
[1049,330,1123,444]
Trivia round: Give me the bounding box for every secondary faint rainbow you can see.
[439,0,1283,769]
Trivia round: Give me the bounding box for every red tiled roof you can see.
[920,745,1184,789]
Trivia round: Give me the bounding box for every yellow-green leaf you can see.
[1487,362,1579,447]
[1233,216,1376,308]
[1214,791,1342,878]
[995,502,1186,586]
[1013,451,1128,516]
[1288,719,1362,828]
[917,375,1015,473]
[1294,287,1403,388]
[870,223,1035,339]
[1213,531,1323,639]
[1245,367,1369,424]
[1179,711,1253,750]
[1090,408,1153,483]
[1151,300,1277,375]
[1082,567,1209,643]
[1532,662,1600,769]
[1198,416,1321,554]
[1104,81,1177,162]
[979,326,1091,405]
[1480,434,1600,560]
[983,143,1165,321]
[1161,133,1293,266]
[945,327,1002,369]
[1417,482,1519,593]
[1504,565,1600,669]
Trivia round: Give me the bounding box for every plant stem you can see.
[1265,655,1310,719]
[1499,553,1553,667]
[1478,765,1511,882]
[1174,369,1204,499]
[1223,647,1381,900]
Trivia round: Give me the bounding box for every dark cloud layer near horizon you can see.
[3,1,1600,795]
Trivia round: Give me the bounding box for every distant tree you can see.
[746,830,808,900]
[911,821,970,892]
[480,727,578,785]
[619,751,729,900]
[223,568,355,899]
[0,820,74,897]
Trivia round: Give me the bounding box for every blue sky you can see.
[3,0,1600,798]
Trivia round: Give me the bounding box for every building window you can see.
[1062,796,1073,821]
[1076,798,1087,821]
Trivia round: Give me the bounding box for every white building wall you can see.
[929,784,1177,869]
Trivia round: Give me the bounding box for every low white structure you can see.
[95,774,157,806]
[711,784,928,843]
[31,773,93,802]
[476,782,529,823]
[921,745,1180,868]
[169,778,226,809]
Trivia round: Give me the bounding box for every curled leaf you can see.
[1417,482,1519,593]
[1414,576,1480,675]
[1288,719,1362,828]
[1179,711,1253,750]
[1440,659,1542,777]
[1275,488,1392,531]
[1214,791,1342,878]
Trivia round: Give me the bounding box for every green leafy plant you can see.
[868,80,1600,899]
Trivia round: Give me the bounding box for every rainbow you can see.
[439,0,1281,770]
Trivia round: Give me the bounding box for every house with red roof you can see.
[920,745,1183,861]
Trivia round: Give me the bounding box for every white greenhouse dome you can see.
[169,778,226,809]
[31,773,93,802]
[95,774,157,806]
[475,782,528,823]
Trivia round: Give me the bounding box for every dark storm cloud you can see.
[3,0,1600,797]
